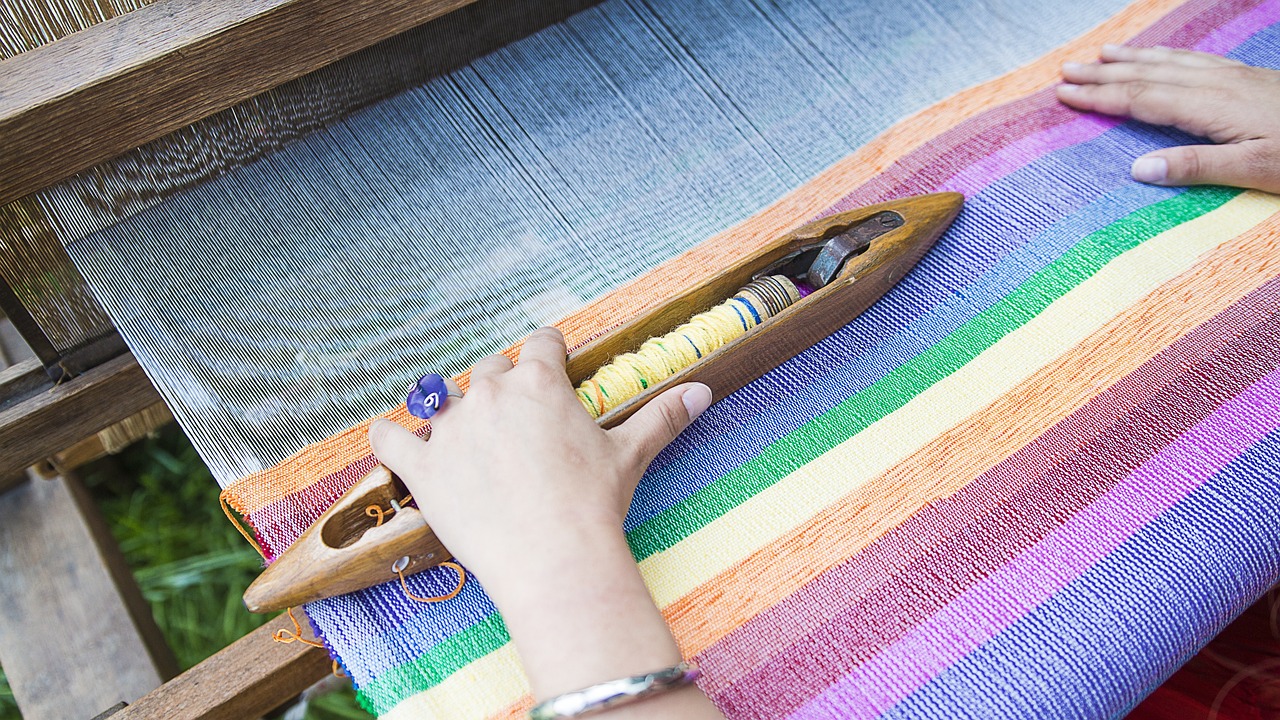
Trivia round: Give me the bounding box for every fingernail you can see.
[1102,43,1122,53]
[1057,83,1081,94]
[681,383,713,420]
[1131,156,1168,184]
[1062,61,1084,72]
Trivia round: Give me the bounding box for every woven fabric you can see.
[52,0,1280,716]
[272,2,1280,717]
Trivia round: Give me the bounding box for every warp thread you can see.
[577,275,800,418]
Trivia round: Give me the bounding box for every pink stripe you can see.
[1127,0,1261,50]
[701,286,1280,704]
[939,114,1120,197]
[787,370,1280,720]
[1194,0,1280,53]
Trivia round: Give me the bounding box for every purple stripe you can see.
[786,369,1280,720]
[701,282,1280,704]
[939,114,1120,197]
[1194,0,1280,53]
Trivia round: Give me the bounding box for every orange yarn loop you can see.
[397,560,466,604]
[272,607,326,650]
[365,495,413,527]
[219,489,265,559]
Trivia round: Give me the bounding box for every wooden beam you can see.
[0,353,162,478]
[53,402,175,471]
[0,471,178,719]
[113,611,331,720]
[0,357,45,405]
[0,0,479,207]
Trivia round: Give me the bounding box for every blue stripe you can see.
[885,430,1280,720]
[628,118,1187,530]
[629,17,1280,523]
[318,119,1191,678]
[733,296,763,325]
[729,299,753,330]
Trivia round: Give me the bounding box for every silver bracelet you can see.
[528,661,701,719]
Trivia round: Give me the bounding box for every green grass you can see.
[0,425,372,720]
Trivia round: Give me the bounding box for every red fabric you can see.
[1129,590,1280,720]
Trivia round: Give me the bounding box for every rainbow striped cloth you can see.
[243,0,1280,717]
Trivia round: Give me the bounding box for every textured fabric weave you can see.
[59,0,1280,717]
[300,2,1280,717]
[62,0,1136,484]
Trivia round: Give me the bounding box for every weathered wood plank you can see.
[0,0,479,207]
[0,358,44,405]
[53,402,175,471]
[0,353,162,478]
[113,610,331,720]
[0,471,178,719]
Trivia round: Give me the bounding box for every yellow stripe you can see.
[381,643,528,720]
[640,191,1280,606]
[390,191,1279,716]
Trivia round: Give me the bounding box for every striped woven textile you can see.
[223,0,1280,717]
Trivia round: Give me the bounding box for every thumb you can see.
[611,382,713,468]
[1132,142,1273,191]
[368,419,432,490]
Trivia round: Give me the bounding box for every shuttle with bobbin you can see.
[243,190,964,614]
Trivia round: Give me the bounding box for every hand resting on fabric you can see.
[1057,44,1280,193]
[369,327,725,719]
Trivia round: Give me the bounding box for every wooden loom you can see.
[0,0,958,715]
[1,1,1275,719]
[0,2,597,718]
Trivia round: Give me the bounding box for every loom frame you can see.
[0,0,1268,716]
[0,0,504,715]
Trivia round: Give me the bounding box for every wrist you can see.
[478,515,633,607]
[483,528,680,700]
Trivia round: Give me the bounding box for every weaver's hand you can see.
[369,327,723,718]
[1057,45,1280,193]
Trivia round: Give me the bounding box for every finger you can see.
[368,419,432,487]
[1056,81,1222,137]
[1132,141,1278,192]
[517,327,569,372]
[610,382,712,469]
[1061,60,1215,88]
[470,353,514,381]
[1100,44,1243,68]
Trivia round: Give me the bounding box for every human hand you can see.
[369,327,711,602]
[369,328,723,717]
[1057,45,1280,193]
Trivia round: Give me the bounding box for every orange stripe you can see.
[222,0,1185,518]
[482,207,1280,720]
[668,213,1280,680]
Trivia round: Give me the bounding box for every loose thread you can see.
[365,495,413,526]
[577,275,799,418]
[367,495,467,603]
[398,561,466,603]
[272,608,346,679]
[219,489,265,560]
[273,607,327,649]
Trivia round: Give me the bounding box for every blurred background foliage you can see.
[0,425,371,720]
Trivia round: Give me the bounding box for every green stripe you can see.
[625,186,1237,560]
[358,185,1239,711]
[360,612,511,715]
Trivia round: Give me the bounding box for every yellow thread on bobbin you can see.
[577,275,800,418]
